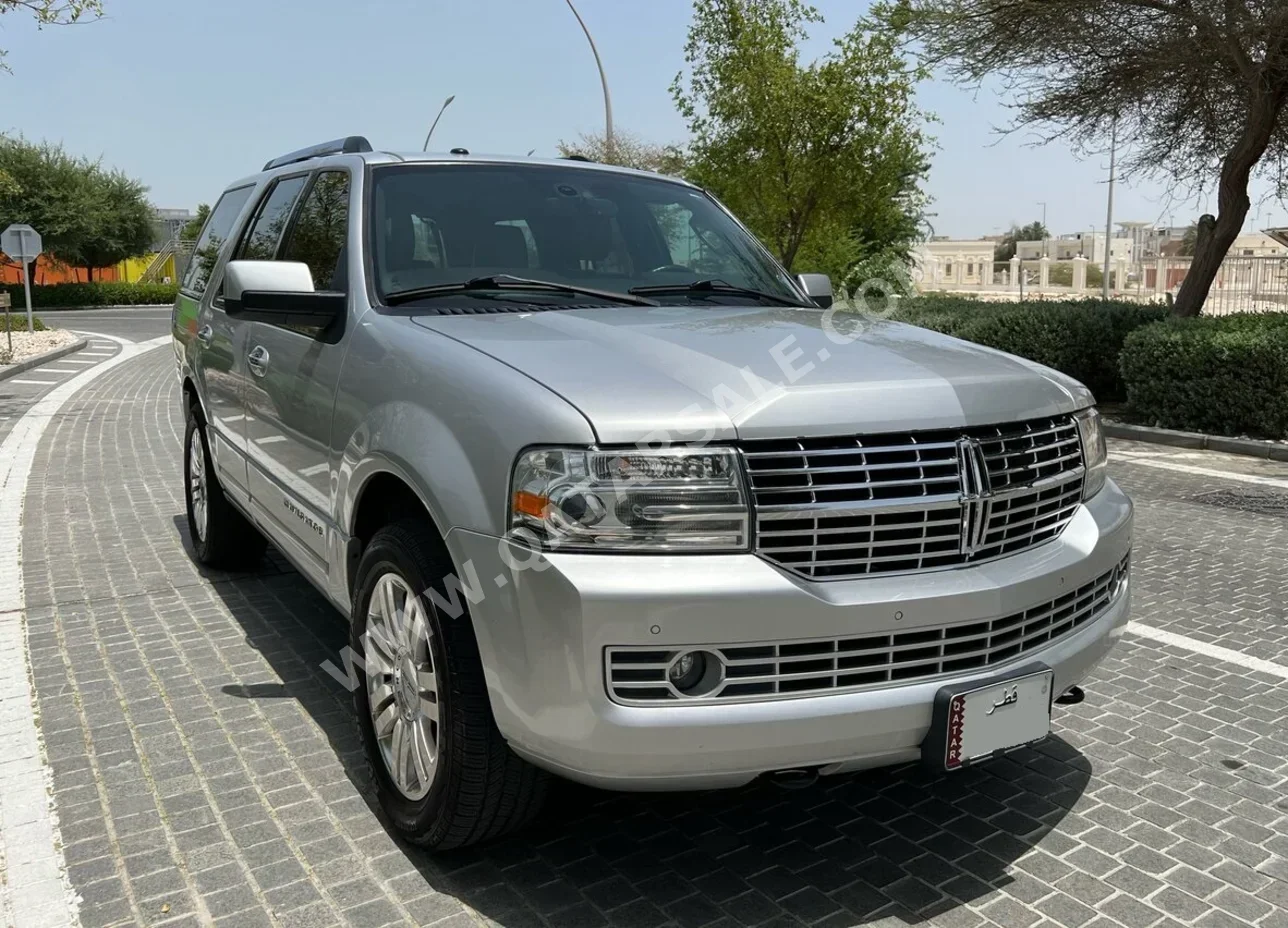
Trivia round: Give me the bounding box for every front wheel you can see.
[351,521,548,849]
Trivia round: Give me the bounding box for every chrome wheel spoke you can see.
[363,629,396,675]
[391,717,411,791]
[381,579,401,632]
[410,721,432,786]
[372,699,398,738]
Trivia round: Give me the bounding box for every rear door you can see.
[242,169,354,581]
[178,185,257,499]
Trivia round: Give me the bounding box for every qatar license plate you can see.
[924,667,1054,770]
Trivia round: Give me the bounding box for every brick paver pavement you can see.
[15,348,1288,928]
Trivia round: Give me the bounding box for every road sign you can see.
[1,223,41,333]
[1,223,42,262]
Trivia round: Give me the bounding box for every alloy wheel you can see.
[188,429,208,543]
[364,573,440,800]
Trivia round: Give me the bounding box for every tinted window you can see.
[281,171,349,290]
[182,185,254,296]
[368,164,799,304]
[238,175,308,261]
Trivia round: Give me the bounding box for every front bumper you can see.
[448,478,1132,790]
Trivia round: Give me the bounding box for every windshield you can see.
[368,163,803,305]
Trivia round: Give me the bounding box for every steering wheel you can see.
[647,264,692,274]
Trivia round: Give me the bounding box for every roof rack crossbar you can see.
[263,136,373,171]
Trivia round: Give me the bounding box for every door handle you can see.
[247,345,270,378]
[196,324,213,346]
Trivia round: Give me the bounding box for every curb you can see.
[0,337,87,383]
[15,304,169,312]
[1105,420,1288,462]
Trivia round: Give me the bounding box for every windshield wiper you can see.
[383,275,658,307]
[628,278,810,307]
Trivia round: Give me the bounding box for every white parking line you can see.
[53,360,95,365]
[8,379,60,386]
[1114,451,1288,490]
[34,368,80,375]
[254,436,287,445]
[76,352,113,358]
[1127,622,1288,681]
[0,333,169,928]
[300,463,328,477]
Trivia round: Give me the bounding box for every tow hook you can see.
[1055,685,1085,706]
[765,767,820,790]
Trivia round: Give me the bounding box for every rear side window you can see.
[281,171,350,291]
[182,185,254,297]
[237,175,308,261]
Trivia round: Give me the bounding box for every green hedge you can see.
[0,313,46,332]
[888,296,1168,403]
[0,282,177,308]
[1120,314,1288,438]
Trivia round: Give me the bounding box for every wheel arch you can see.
[345,462,454,600]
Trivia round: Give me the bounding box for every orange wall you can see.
[0,256,123,285]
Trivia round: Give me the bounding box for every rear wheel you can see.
[183,403,267,569]
[351,521,548,849]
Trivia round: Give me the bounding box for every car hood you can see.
[411,305,1093,444]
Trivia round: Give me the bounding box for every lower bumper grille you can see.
[606,552,1130,705]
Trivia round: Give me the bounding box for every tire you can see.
[351,520,548,849]
[183,403,268,570]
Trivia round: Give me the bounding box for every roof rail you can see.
[263,136,373,171]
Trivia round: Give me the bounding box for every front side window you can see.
[281,171,350,291]
[182,185,254,296]
[368,164,800,305]
[237,175,308,261]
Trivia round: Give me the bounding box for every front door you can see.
[181,185,257,498]
[241,170,353,583]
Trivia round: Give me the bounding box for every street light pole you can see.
[1037,201,1047,258]
[1103,118,1118,298]
[563,0,615,161]
[422,95,456,152]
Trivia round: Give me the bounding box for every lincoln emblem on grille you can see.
[956,438,993,557]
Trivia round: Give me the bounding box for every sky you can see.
[2,0,1286,241]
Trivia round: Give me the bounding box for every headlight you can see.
[510,447,749,551]
[1074,408,1107,499]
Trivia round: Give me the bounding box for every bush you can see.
[1120,314,1288,438]
[0,312,46,332]
[887,296,1168,402]
[0,281,177,308]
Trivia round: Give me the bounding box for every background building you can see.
[1016,232,1134,263]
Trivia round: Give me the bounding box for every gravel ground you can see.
[0,327,79,365]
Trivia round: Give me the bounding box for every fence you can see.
[917,253,1288,314]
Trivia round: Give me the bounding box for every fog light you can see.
[669,651,706,691]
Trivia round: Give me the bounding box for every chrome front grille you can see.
[743,415,1086,580]
[606,552,1129,705]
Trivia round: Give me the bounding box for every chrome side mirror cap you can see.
[224,260,316,302]
[797,273,833,309]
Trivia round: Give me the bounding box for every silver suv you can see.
[173,136,1132,849]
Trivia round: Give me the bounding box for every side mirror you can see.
[224,260,344,328]
[797,273,834,309]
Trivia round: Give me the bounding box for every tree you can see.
[0,135,153,280]
[1,1,102,71]
[181,204,210,241]
[556,130,687,174]
[996,220,1049,262]
[71,168,154,280]
[671,0,931,286]
[1178,222,1199,257]
[887,0,1288,318]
